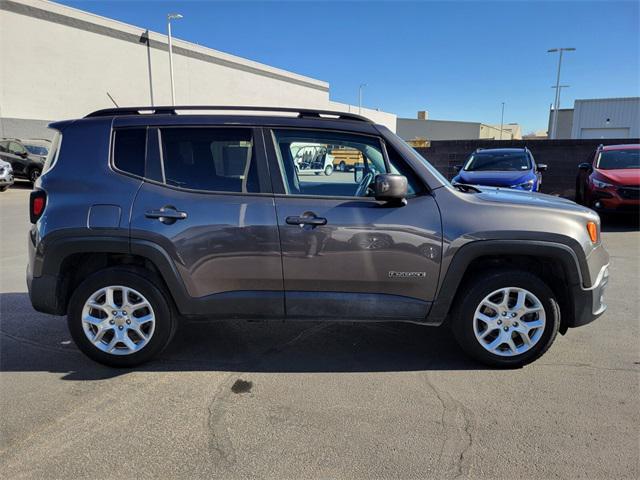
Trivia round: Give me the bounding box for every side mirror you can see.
[454,165,463,172]
[578,162,592,172]
[374,174,407,204]
[537,163,548,172]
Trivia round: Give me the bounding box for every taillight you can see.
[30,190,47,224]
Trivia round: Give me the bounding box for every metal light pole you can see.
[499,102,505,140]
[167,13,183,106]
[548,47,575,139]
[550,84,570,137]
[358,84,367,114]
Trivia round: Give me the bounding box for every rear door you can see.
[127,124,284,318]
[265,127,442,322]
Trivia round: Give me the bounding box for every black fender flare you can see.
[426,239,587,325]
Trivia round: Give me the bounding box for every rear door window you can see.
[113,128,146,177]
[158,127,259,193]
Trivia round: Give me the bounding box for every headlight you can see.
[511,179,534,190]
[592,178,614,189]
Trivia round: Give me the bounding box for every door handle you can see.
[145,206,187,224]
[286,214,327,227]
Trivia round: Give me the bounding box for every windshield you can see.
[25,145,49,156]
[464,152,531,171]
[596,149,640,170]
[395,137,451,186]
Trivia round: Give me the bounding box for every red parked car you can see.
[576,144,640,212]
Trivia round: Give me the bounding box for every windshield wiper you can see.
[453,183,482,193]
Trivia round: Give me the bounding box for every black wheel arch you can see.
[426,239,588,332]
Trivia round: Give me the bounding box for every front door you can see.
[127,125,284,318]
[266,128,442,322]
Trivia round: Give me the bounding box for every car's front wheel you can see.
[450,270,559,368]
[67,267,176,367]
[324,164,334,176]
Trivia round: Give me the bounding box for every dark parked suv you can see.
[28,106,610,368]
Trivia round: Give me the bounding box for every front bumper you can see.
[590,187,639,212]
[0,172,14,186]
[569,263,610,328]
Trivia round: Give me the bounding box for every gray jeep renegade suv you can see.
[27,106,610,368]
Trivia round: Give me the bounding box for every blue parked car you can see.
[452,147,547,191]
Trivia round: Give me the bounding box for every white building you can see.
[0,0,395,139]
[570,97,639,139]
[549,97,639,139]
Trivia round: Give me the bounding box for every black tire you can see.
[450,269,559,368]
[0,186,7,192]
[339,161,346,172]
[29,168,41,184]
[67,267,176,367]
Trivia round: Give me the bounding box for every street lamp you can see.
[499,102,505,140]
[548,47,575,139]
[167,13,183,106]
[358,83,367,114]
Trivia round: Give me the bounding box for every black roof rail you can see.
[84,105,373,123]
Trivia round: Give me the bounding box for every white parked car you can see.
[291,143,335,175]
[0,159,14,192]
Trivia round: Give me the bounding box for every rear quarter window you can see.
[113,128,146,177]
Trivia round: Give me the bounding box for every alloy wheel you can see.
[81,286,156,355]
[472,287,546,357]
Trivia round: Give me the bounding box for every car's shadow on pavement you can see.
[0,292,483,380]
[600,213,640,232]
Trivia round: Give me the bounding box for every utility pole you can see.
[548,47,575,139]
[499,102,505,140]
[358,84,367,114]
[167,13,183,106]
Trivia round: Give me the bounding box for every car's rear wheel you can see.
[29,168,41,184]
[0,186,7,192]
[324,164,334,176]
[67,267,176,367]
[451,270,559,368]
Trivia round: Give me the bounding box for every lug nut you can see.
[126,319,131,325]
[112,311,118,316]
[118,325,123,330]
[503,326,509,331]
[123,311,127,316]
[109,320,115,325]
[502,311,507,316]
[511,312,517,317]
[497,319,502,325]
[514,322,519,327]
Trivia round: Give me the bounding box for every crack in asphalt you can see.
[424,372,475,479]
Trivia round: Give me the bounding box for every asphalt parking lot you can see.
[1,183,638,479]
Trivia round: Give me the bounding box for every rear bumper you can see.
[27,266,64,315]
[26,228,65,315]
[568,263,610,328]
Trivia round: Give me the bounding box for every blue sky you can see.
[58,0,639,133]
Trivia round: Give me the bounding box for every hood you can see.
[473,186,591,213]
[458,170,533,187]
[595,168,640,186]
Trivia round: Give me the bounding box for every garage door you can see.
[579,128,630,139]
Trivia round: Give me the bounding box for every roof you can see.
[601,144,640,150]
[474,148,527,153]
